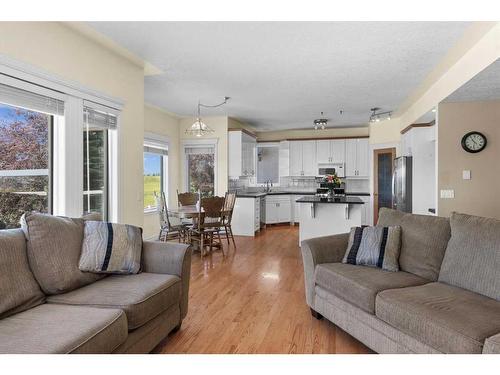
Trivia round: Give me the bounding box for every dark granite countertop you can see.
[233,190,316,198]
[233,190,371,198]
[345,192,370,196]
[296,196,364,204]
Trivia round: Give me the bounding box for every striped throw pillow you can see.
[79,221,143,274]
[342,226,401,272]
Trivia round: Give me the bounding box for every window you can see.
[0,82,63,229]
[185,146,215,197]
[83,107,116,220]
[256,144,280,184]
[143,144,167,211]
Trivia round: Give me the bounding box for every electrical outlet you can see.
[463,170,471,180]
[440,189,455,199]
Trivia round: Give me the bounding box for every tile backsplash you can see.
[344,178,370,193]
[229,176,370,193]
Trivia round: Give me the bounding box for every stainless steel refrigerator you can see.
[392,156,412,213]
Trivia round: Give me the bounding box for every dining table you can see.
[167,205,202,219]
[167,205,230,253]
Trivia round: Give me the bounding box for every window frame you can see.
[182,138,218,196]
[0,102,55,224]
[256,142,281,186]
[144,133,169,214]
[0,58,123,222]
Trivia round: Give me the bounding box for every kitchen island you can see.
[296,196,364,245]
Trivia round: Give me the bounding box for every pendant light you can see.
[185,96,230,137]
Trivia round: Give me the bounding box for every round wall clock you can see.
[461,131,487,153]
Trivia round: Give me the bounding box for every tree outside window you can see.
[0,103,50,228]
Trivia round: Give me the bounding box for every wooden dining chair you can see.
[221,192,237,248]
[177,190,198,207]
[189,196,225,257]
[155,191,186,242]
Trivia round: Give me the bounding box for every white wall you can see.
[143,105,181,239]
[401,127,437,215]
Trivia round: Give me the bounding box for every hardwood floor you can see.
[153,224,372,354]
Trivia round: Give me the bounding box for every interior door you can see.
[373,148,396,224]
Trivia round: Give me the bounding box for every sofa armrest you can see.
[300,233,349,307]
[142,241,192,320]
[483,332,500,354]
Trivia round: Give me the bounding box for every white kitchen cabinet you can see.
[348,195,372,226]
[346,138,369,177]
[316,139,346,164]
[331,139,346,164]
[232,196,261,236]
[302,141,317,176]
[316,140,331,164]
[228,130,256,178]
[289,141,302,176]
[288,141,316,176]
[279,141,290,178]
[265,195,291,224]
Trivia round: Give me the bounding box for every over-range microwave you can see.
[317,163,345,178]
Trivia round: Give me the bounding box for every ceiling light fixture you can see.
[314,112,328,130]
[369,107,392,123]
[185,96,230,137]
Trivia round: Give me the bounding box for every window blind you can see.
[144,145,168,156]
[184,146,215,155]
[84,106,117,130]
[0,82,64,115]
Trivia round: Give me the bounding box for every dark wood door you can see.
[373,148,396,224]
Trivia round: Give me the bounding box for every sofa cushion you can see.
[376,282,500,353]
[483,333,500,354]
[0,229,45,319]
[0,304,127,354]
[314,263,429,313]
[47,272,181,330]
[21,212,104,295]
[439,212,500,301]
[377,208,451,281]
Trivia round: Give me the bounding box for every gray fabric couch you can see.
[0,213,191,354]
[301,208,500,354]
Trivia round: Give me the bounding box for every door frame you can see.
[373,147,396,224]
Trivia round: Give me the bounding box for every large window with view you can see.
[83,107,116,220]
[0,92,58,228]
[185,146,215,197]
[143,144,167,211]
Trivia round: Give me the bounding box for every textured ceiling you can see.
[87,22,470,130]
[444,59,500,103]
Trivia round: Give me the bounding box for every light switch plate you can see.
[463,170,471,180]
[440,189,455,199]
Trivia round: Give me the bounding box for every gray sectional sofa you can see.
[301,208,500,354]
[0,213,191,354]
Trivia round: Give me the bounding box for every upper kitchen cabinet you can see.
[228,130,257,178]
[316,139,346,164]
[289,140,316,176]
[345,138,369,177]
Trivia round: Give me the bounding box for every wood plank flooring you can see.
[153,224,372,354]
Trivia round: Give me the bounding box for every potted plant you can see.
[322,174,342,199]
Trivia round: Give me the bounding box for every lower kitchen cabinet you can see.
[349,195,372,226]
[232,197,262,236]
[265,195,291,224]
